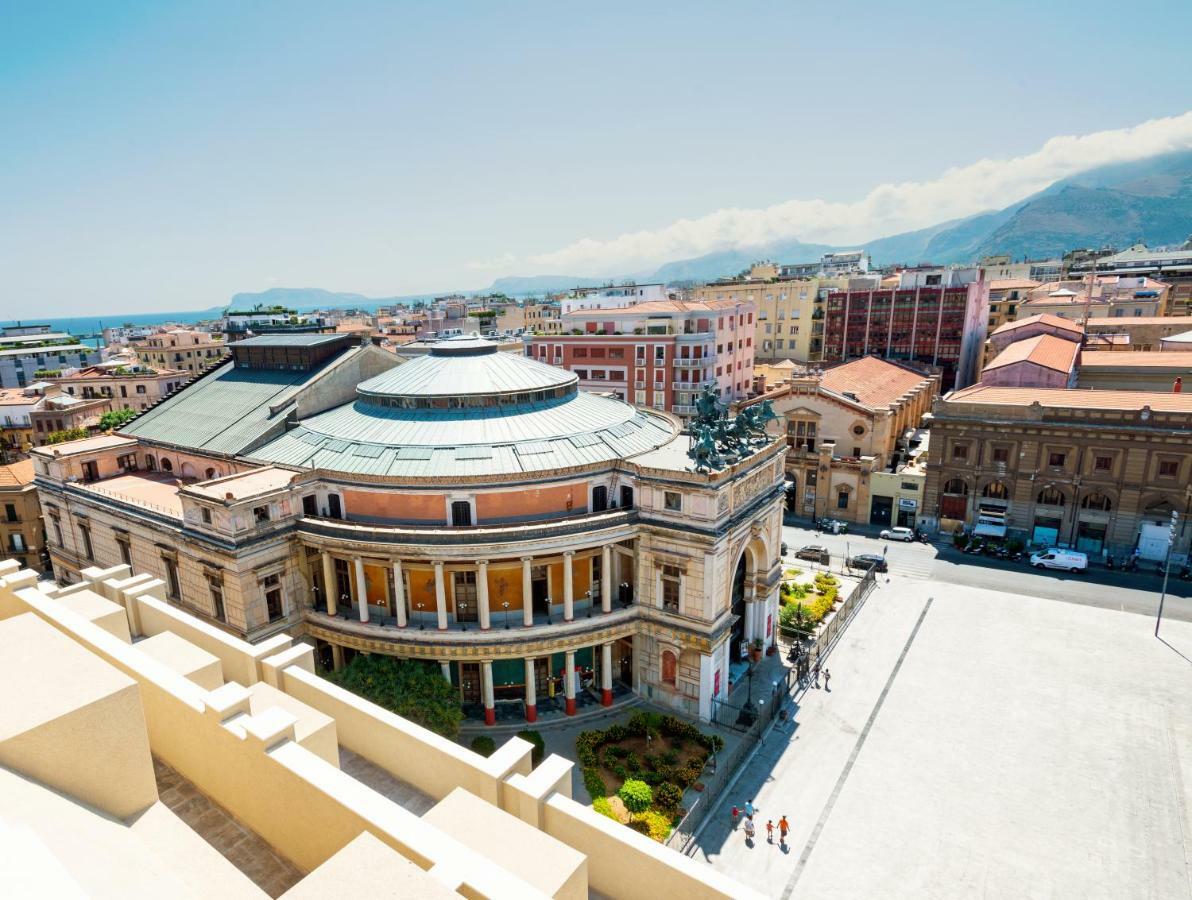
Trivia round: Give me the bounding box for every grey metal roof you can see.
[233,334,349,347]
[246,391,676,478]
[120,349,361,455]
[358,349,575,398]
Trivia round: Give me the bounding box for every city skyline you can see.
[3,1,1192,316]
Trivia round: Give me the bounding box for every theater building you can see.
[32,333,785,724]
[921,386,1192,563]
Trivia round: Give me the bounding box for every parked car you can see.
[880,526,915,542]
[795,545,830,564]
[1030,548,1088,573]
[819,518,849,534]
[848,554,888,573]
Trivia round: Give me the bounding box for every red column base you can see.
[565,697,577,716]
[525,703,537,723]
[484,706,496,726]
[601,688,613,707]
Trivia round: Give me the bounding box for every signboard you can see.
[766,613,772,638]
[713,669,721,697]
[898,498,918,510]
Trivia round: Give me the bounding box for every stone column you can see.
[331,644,344,671]
[477,560,490,630]
[522,556,534,627]
[354,557,368,623]
[321,552,337,617]
[601,642,613,706]
[392,559,407,628]
[524,657,537,722]
[601,544,612,613]
[434,561,448,630]
[440,661,451,682]
[482,660,496,726]
[563,551,574,621]
[564,650,577,716]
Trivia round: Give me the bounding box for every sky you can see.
[2,1,1192,317]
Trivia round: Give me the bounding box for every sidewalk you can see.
[685,577,929,896]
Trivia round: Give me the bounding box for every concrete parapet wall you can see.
[543,793,767,900]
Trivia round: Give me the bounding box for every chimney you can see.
[1174,377,1182,394]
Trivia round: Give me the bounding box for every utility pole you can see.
[1155,511,1179,637]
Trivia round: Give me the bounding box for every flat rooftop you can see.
[186,466,296,502]
[79,472,185,518]
[32,434,138,457]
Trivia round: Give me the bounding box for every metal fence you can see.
[668,567,878,853]
[668,669,792,853]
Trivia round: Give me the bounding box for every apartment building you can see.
[1084,317,1192,352]
[690,267,840,362]
[923,386,1192,562]
[497,300,563,335]
[0,387,40,455]
[0,324,102,389]
[526,298,756,415]
[44,363,189,412]
[821,267,991,390]
[1018,275,1171,321]
[0,459,44,570]
[133,329,228,374]
[1070,240,1192,316]
[561,283,667,314]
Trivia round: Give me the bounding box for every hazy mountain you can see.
[486,275,612,295]
[228,287,415,310]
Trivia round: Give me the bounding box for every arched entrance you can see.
[730,553,747,663]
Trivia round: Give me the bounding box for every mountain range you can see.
[229,150,1192,309]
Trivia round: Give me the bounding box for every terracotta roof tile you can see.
[989,313,1084,337]
[819,356,934,409]
[0,459,35,488]
[984,334,1079,374]
[989,279,1041,290]
[945,385,1192,412]
[1078,351,1192,369]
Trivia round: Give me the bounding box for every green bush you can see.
[953,532,970,549]
[592,797,617,820]
[617,779,653,814]
[627,817,651,836]
[470,735,496,757]
[46,427,89,445]
[99,407,138,430]
[582,767,607,800]
[654,781,683,813]
[325,655,463,739]
[516,729,545,766]
[575,730,602,767]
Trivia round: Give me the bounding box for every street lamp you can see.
[415,602,425,630]
[340,594,349,619]
[545,596,552,624]
[584,589,592,618]
[1156,511,1179,637]
[502,600,511,629]
[736,660,757,727]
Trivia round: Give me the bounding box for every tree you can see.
[99,407,138,430]
[326,655,463,738]
[617,779,653,814]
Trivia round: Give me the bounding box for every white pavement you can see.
[689,574,1192,899]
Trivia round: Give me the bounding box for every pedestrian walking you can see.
[778,815,790,847]
[766,820,774,843]
[812,662,821,688]
[744,799,755,818]
[824,668,831,691]
[743,816,756,843]
[731,806,739,829]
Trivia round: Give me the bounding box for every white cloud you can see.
[465,252,518,271]
[521,111,1192,275]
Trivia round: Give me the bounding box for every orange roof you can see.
[0,459,35,488]
[989,278,1041,291]
[984,334,1079,374]
[1078,351,1192,369]
[946,385,1192,413]
[819,356,935,409]
[0,388,40,406]
[990,313,1084,337]
[1086,317,1188,327]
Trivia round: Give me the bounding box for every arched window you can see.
[943,478,969,495]
[981,481,1009,499]
[160,458,173,473]
[205,467,216,480]
[144,454,156,471]
[1036,487,1065,506]
[1081,492,1112,511]
[661,650,677,687]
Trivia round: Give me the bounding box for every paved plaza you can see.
[690,574,1192,899]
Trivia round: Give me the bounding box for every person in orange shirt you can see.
[778,815,790,847]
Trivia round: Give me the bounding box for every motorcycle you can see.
[1178,566,1190,582]
[1125,556,1139,573]
[965,540,984,555]
[1105,556,1116,571]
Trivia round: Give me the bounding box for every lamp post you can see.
[311,581,321,612]
[584,589,592,618]
[737,660,757,727]
[1156,511,1179,638]
[415,602,425,630]
[545,596,552,624]
[340,594,349,619]
[502,601,510,629]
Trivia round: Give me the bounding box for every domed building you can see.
[34,333,785,723]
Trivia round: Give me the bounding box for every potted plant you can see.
[766,640,778,657]
[749,638,764,663]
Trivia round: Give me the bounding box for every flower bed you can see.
[779,572,839,632]
[578,710,725,841]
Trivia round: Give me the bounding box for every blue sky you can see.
[2,1,1191,316]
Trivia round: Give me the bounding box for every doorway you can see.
[453,571,478,622]
[458,663,482,704]
[532,568,550,616]
[869,495,893,526]
[730,553,747,663]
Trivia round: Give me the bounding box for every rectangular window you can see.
[210,582,225,621]
[253,505,270,524]
[302,495,318,516]
[201,508,212,525]
[952,445,968,460]
[263,573,283,622]
[451,500,472,526]
[1048,452,1066,467]
[52,519,63,547]
[837,490,849,509]
[654,345,665,362]
[163,557,180,600]
[663,491,682,512]
[992,447,1009,463]
[117,539,131,567]
[4,504,16,523]
[79,524,93,561]
[1094,455,1112,472]
[1159,460,1179,477]
[661,565,680,612]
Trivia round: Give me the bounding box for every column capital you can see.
[521,555,533,563]
[476,559,489,567]
[563,550,574,558]
[433,559,445,568]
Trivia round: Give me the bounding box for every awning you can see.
[974,522,1007,538]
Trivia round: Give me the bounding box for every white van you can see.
[1030,548,1088,573]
